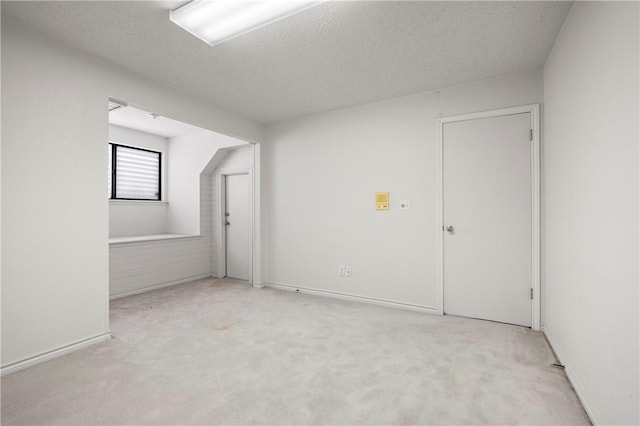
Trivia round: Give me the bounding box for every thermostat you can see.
[375,192,389,210]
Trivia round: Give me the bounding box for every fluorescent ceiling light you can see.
[170,0,325,46]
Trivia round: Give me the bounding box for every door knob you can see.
[446,225,454,233]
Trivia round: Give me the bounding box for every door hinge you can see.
[530,288,534,300]
[530,129,533,141]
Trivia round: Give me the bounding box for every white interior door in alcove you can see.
[442,110,536,327]
[225,173,250,280]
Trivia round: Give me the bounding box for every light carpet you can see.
[2,278,589,425]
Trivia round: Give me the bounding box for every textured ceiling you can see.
[109,104,206,138]
[2,1,572,124]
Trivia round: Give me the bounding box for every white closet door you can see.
[443,112,532,327]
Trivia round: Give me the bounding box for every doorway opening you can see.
[107,98,259,299]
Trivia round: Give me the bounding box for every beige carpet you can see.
[2,278,589,425]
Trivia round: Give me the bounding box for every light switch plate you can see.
[400,200,410,210]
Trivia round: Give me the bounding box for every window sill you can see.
[109,234,200,245]
[109,200,168,206]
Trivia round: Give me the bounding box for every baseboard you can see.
[1,332,112,376]
[252,282,265,289]
[265,282,440,314]
[109,274,213,300]
[544,325,600,425]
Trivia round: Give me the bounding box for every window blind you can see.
[109,144,161,201]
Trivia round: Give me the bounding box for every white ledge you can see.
[109,200,168,206]
[109,234,200,245]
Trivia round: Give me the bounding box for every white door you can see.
[225,174,250,281]
[443,113,532,327]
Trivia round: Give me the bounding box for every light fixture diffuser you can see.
[170,0,325,46]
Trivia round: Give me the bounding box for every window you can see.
[108,143,161,200]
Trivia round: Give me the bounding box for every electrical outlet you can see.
[345,266,352,277]
[339,266,345,276]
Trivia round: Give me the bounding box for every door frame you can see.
[438,104,540,330]
[216,169,253,283]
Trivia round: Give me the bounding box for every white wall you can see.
[167,129,245,235]
[216,146,254,171]
[542,2,639,424]
[1,19,262,368]
[263,69,542,309]
[108,125,168,237]
[109,203,167,238]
